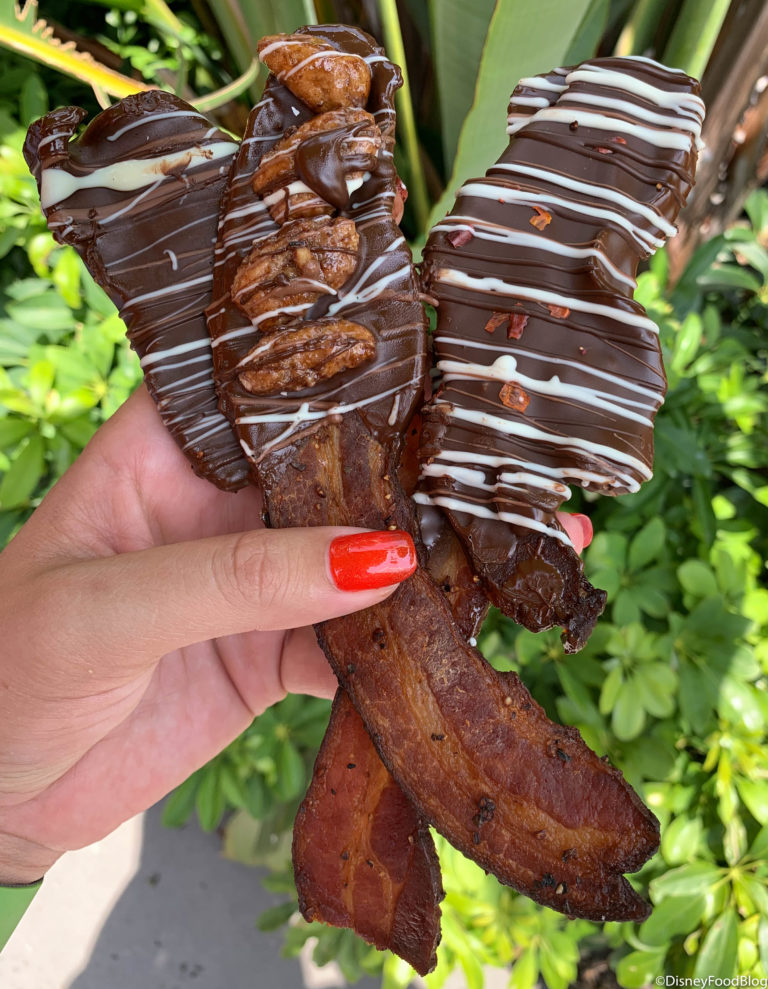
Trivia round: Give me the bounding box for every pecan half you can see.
[253,108,381,222]
[258,34,371,113]
[232,216,359,332]
[238,319,375,394]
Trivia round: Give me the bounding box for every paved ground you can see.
[0,801,379,989]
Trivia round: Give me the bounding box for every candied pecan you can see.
[238,319,376,394]
[253,108,381,221]
[262,187,330,226]
[258,34,371,113]
[232,216,359,332]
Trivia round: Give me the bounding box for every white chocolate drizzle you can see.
[418,56,703,544]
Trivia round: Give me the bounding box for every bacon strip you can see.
[293,435,487,975]
[259,413,658,923]
[416,59,704,651]
[22,93,249,490]
[293,690,443,976]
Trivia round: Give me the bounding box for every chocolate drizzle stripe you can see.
[430,218,637,291]
[417,56,702,595]
[494,162,677,236]
[433,266,659,332]
[426,402,653,479]
[507,106,695,150]
[39,141,237,209]
[422,444,639,493]
[22,93,251,490]
[433,336,661,399]
[458,180,663,254]
[412,490,573,544]
[438,358,655,425]
[563,62,705,117]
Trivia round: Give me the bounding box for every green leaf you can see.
[0,417,33,448]
[427,0,593,229]
[614,0,671,57]
[661,815,703,866]
[628,516,666,571]
[26,357,54,408]
[19,71,47,127]
[274,740,306,801]
[759,916,768,972]
[599,664,623,716]
[736,778,768,826]
[747,823,768,861]
[458,946,484,989]
[539,938,573,989]
[195,765,225,832]
[162,770,201,828]
[430,0,496,172]
[677,560,719,599]
[718,677,764,734]
[650,861,723,901]
[509,948,538,989]
[696,264,762,293]
[219,762,247,809]
[662,0,731,79]
[640,893,705,947]
[562,0,610,64]
[612,680,646,740]
[634,664,677,720]
[691,475,717,547]
[693,909,738,981]
[613,588,642,627]
[257,901,296,932]
[5,292,77,334]
[0,432,44,508]
[615,948,665,988]
[670,310,703,374]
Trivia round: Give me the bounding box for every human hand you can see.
[0,386,591,884]
[0,386,420,883]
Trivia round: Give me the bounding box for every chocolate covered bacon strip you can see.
[206,26,444,970]
[23,93,250,490]
[417,57,704,650]
[208,27,659,934]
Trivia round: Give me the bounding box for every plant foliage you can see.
[1,1,767,987]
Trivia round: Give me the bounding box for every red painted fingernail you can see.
[574,513,593,549]
[329,531,417,591]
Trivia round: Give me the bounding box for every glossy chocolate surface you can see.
[23,92,250,490]
[417,57,703,615]
[206,25,427,464]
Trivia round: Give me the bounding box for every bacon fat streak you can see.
[417,57,704,650]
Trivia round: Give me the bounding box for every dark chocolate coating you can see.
[417,57,703,648]
[23,92,250,490]
[207,25,427,459]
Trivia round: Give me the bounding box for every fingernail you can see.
[574,513,593,549]
[329,530,417,591]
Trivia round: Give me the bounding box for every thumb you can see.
[28,527,416,669]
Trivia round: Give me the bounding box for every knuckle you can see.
[218,531,288,620]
